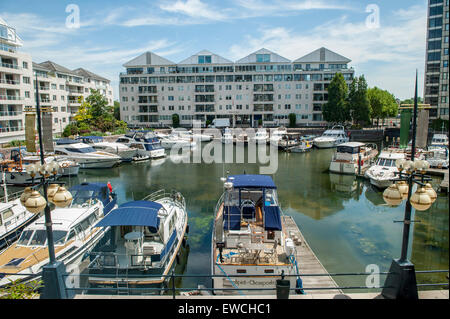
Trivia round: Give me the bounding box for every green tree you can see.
[368,87,398,127]
[172,114,180,128]
[322,73,350,123]
[113,101,121,121]
[288,113,297,128]
[348,75,371,126]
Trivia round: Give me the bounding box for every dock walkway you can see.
[282,216,341,294]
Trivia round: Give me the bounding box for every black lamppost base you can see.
[40,261,69,299]
[381,259,418,299]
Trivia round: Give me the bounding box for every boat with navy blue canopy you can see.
[0,182,117,288]
[86,189,188,293]
[211,174,303,295]
[115,131,165,160]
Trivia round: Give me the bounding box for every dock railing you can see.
[56,269,449,298]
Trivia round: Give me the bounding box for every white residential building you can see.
[0,17,34,143]
[0,17,115,143]
[119,48,354,128]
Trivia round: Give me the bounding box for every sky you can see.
[1,0,429,101]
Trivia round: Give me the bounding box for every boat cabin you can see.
[218,175,282,250]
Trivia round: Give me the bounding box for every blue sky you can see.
[1,0,429,100]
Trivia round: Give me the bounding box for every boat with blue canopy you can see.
[87,189,188,293]
[211,174,303,295]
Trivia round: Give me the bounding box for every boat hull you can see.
[77,159,121,169]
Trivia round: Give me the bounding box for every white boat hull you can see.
[77,159,121,169]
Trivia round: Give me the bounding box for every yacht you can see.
[425,146,449,169]
[54,139,121,169]
[171,128,213,142]
[250,128,268,144]
[329,142,378,175]
[211,174,302,295]
[157,133,196,150]
[131,131,166,159]
[18,152,79,177]
[430,134,448,147]
[87,189,189,293]
[0,191,38,250]
[0,182,118,287]
[76,136,138,162]
[313,125,349,149]
[222,128,233,144]
[269,127,287,146]
[364,151,406,189]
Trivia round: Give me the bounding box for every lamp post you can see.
[21,75,74,299]
[381,71,437,299]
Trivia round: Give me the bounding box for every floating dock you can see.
[282,216,341,294]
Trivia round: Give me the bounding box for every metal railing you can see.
[0,79,20,85]
[60,269,449,298]
[0,62,20,70]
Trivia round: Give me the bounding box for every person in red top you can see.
[107,181,113,193]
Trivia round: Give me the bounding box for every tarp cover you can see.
[95,200,162,232]
[223,206,241,230]
[228,175,277,189]
[69,182,110,207]
[264,206,282,231]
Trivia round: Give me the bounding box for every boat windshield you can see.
[65,146,96,153]
[17,229,68,246]
[377,158,396,167]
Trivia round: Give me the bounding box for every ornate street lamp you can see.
[381,71,438,300]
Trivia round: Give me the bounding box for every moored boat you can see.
[313,125,349,149]
[364,151,406,189]
[87,189,188,293]
[0,182,117,287]
[211,174,304,295]
[329,142,378,175]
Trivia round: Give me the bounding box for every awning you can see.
[264,206,282,231]
[228,175,277,189]
[95,200,162,232]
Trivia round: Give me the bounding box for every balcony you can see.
[0,110,22,116]
[0,126,24,133]
[0,62,20,70]
[39,86,50,91]
[0,78,20,85]
[0,95,23,101]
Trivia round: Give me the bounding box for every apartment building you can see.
[33,61,114,135]
[119,47,354,128]
[424,0,449,120]
[0,17,34,143]
[0,17,114,143]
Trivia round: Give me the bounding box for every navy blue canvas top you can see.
[264,206,282,231]
[55,138,78,145]
[228,175,277,189]
[77,136,104,142]
[95,200,161,231]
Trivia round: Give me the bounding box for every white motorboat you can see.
[313,125,349,149]
[158,133,196,150]
[222,128,233,144]
[329,142,378,175]
[425,146,449,169]
[0,182,118,287]
[250,128,268,144]
[172,128,213,142]
[364,151,406,189]
[430,134,448,147]
[87,189,188,292]
[0,190,38,250]
[289,137,314,153]
[77,136,138,162]
[19,153,79,177]
[269,127,287,146]
[212,174,304,295]
[54,139,121,169]
[131,131,166,159]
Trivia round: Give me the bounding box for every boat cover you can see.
[263,206,282,231]
[223,206,241,230]
[228,175,277,189]
[55,138,78,145]
[95,200,161,232]
[69,182,111,207]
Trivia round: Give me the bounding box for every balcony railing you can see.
[0,95,23,101]
[0,126,24,133]
[0,62,20,70]
[0,78,20,85]
[0,111,22,116]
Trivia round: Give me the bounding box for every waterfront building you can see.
[424,0,449,120]
[0,17,34,143]
[119,47,354,128]
[0,18,114,143]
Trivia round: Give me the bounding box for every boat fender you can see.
[295,278,305,294]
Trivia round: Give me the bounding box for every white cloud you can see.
[228,4,427,99]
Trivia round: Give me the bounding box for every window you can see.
[256,54,270,63]
[429,17,443,28]
[25,91,30,98]
[428,29,442,39]
[22,61,28,69]
[198,55,212,64]
[23,76,30,84]
[17,230,34,245]
[429,5,443,16]
[428,52,441,61]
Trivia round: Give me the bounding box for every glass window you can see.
[17,230,34,245]
[53,231,68,245]
[29,230,48,246]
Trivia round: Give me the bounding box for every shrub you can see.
[0,279,42,299]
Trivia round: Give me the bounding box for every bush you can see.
[0,279,42,299]
[62,123,79,137]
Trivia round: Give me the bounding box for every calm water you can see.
[14,143,450,292]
